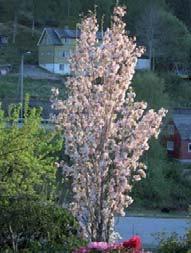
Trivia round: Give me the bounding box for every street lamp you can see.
[20,51,31,119]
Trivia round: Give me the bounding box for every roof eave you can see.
[37,28,47,46]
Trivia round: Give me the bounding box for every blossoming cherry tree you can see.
[53,6,167,242]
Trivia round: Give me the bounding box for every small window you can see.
[188,143,191,152]
[168,125,174,135]
[59,64,65,71]
[63,51,70,57]
[1,37,8,44]
[167,141,174,151]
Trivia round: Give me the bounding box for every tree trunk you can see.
[12,13,18,44]
[149,40,153,71]
[32,17,35,36]
[152,49,155,71]
[9,224,18,252]
[67,0,70,17]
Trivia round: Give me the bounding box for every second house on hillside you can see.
[37,28,102,75]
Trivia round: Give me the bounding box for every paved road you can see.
[23,64,60,80]
[115,216,190,246]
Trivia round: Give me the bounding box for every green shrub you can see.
[132,71,170,110]
[0,197,85,252]
[157,231,191,253]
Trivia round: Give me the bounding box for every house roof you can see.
[55,28,81,39]
[45,28,62,45]
[173,108,191,139]
[37,27,103,46]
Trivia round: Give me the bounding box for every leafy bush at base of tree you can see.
[0,197,86,252]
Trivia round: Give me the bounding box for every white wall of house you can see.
[39,63,70,75]
[54,63,70,74]
[40,59,150,74]
[39,63,54,73]
[136,59,151,70]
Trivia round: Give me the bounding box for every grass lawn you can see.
[0,75,67,101]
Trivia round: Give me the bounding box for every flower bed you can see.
[73,236,150,253]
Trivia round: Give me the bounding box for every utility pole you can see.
[20,53,24,119]
[20,51,31,119]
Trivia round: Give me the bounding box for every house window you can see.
[63,51,66,57]
[167,125,174,135]
[59,64,65,71]
[167,141,174,151]
[188,143,191,152]
[63,51,70,57]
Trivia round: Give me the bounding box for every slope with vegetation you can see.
[0,0,191,71]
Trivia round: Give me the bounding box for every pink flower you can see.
[88,241,109,250]
[108,242,123,250]
[73,247,89,253]
[123,235,142,251]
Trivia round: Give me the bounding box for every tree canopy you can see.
[0,99,62,198]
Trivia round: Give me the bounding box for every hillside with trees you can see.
[0,0,191,70]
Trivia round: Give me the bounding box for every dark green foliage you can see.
[163,73,191,107]
[166,0,191,32]
[158,11,191,68]
[133,71,170,110]
[0,18,40,67]
[157,231,191,253]
[0,197,85,252]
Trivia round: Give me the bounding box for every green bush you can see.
[162,72,191,107]
[132,71,170,110]
[0,197,85,252]
[157,231,191,253]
